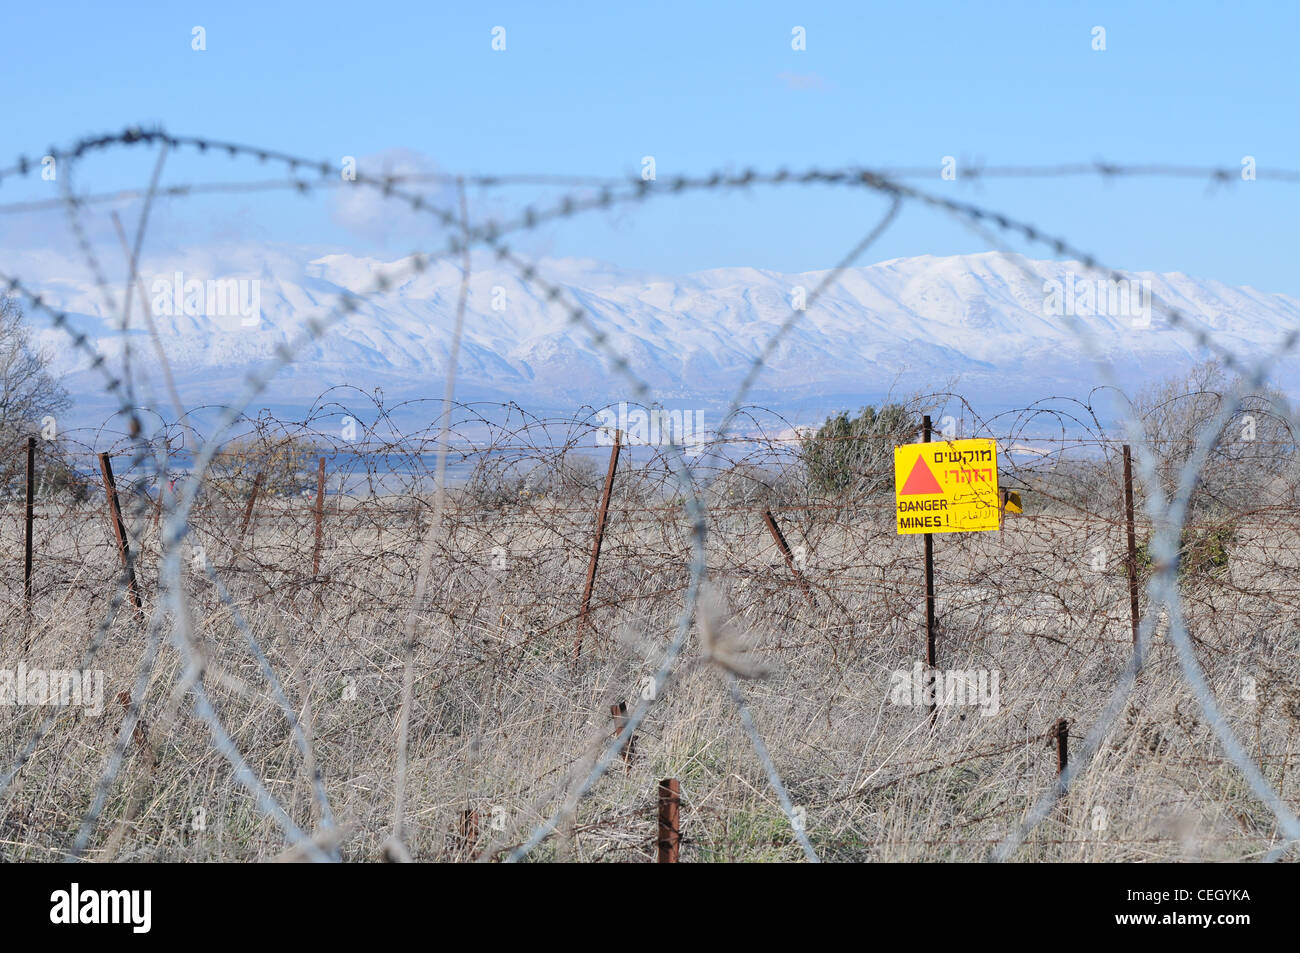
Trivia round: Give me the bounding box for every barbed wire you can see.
[1,125,1298,862]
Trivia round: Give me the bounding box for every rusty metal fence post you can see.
[24,436,35,611]
[761,508,815,607]
[312,457,326,579]
[611,700,635,770]
[574,430,621,662]
[1122,445,1140,647]
[1053,717,1070,831]
[99,452,144,619]
[236,470,264,557]
[454,808,481,861]
[657,778,680,863]
[922,415,937,722]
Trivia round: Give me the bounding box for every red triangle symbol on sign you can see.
[900,455,943,495]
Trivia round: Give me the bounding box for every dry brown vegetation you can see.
[3,382,1300,862]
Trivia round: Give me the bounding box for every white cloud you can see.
[328,148,460,247]
[776,71,828,91]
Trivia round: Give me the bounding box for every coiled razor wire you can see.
[0,125,1298,861]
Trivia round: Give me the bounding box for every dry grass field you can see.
[4,407,1299,862]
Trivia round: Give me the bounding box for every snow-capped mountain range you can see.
[14,246,1300,425]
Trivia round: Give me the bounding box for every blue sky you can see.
[4,0,1298,293]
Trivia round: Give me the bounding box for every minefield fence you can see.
[4,398,1300,860]
[2,126,1300,860]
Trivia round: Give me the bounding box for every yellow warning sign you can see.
[893,438,1000,534]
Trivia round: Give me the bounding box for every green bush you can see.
[208,435,317,501]
[42,457,91,503]
[801,403,915,496]
[1135,524,1234,581]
